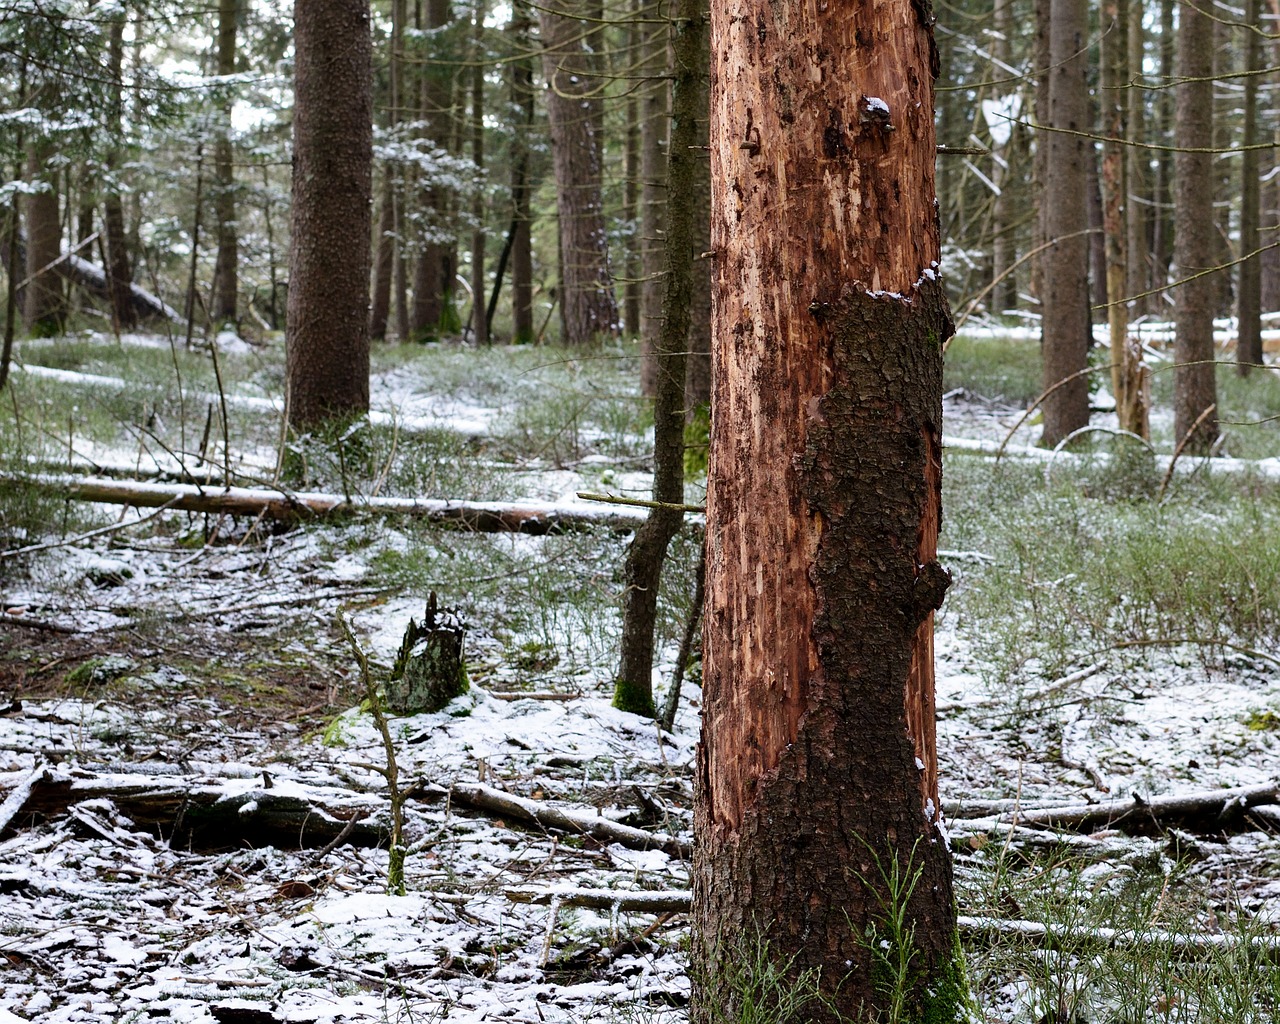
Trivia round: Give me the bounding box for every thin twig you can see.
[0,495,182,560]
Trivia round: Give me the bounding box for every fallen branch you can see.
[954,781,1280,835]
[499,888,1280,958]
[3,472,649,534]
[446,780,691,858]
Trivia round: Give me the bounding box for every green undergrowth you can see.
[943,332,1042,406]
[955,838,1280,1023]
[942,454,1280,690]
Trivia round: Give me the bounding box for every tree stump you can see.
[386,593,468,714]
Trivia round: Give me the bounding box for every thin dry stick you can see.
[995,365,1100,459]
[1158,403,1217,501]
[1,495,182,560]
[577,490,705,514]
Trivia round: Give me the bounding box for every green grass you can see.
[944,332,1042,406]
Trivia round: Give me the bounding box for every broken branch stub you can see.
[387,593,469,714]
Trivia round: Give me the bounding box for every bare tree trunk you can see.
[1125,0,1148,315]
[1172,0,1218,453]
[103,10,136,332]
[539,0,619,345]
[1030,0,1050,308]
[990,0,1018,313]
[370,0,407,342]
[285,0,372,431]
[1236,0,1263,374]
[1150,0,1175,303]
[1040,0,1092,446]
[23,142,64,336]
[1101,0,1147,436]
[691,0,959,1018]
[611,0,702,718]
[211,0,239,327]
[684,69,711,414]
[410,0,460,341]
[638,3,668,394]
[622,3,642,338]
[510,2,536,344]
[469,0,488,345]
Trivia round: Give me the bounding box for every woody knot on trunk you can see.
[911,559,951,626]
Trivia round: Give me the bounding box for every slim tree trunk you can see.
[1040,0,1092,446]
[1125,0,1148,315]
[691,0,959,1020]
[469,0,488,345]
[510,2,536,344]
[684,65,711,414]
[1172,0,1218,453]
[1101,0,1147,436]
[622,4,642,338]
[638,3,669,394]
[540,0,619,345]
[286,0,373,431]
[990,0,1017,313]
[1150,0,1175,301]
[410,0,459,341]
[611,0,703,718]
[1030,0,1051,308]
[212,0,239,327]
[103,10,136,332]
[371,0,407,342]
[23,142,64,336]
[1236,0,1263,374]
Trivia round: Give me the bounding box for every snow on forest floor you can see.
[4,330,1280,1022]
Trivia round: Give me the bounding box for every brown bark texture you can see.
[1125,0,1147,316]
[510,2,536,344]
[1039,0,1092,446]
[691,0,958,1018]
[285,0,373,430]
[103,11,136,332]
[1100,0,1147,437]
[684,51,712,413]
[212,0,239,326]
[638,3,669,395]
[370,172,395,340]
[539,0,619,345]
[1172,0,1218,453]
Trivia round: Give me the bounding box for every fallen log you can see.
[499,887,1280,958]
[3,765,387,851]
[952,781,1280,835]
[445,780,692,859]
[2,471,649,535]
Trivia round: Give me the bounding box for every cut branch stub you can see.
[387,593,468,714]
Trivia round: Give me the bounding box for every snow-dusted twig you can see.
[0,765,47,832]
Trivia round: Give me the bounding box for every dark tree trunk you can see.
[989,0,1017,313]
[684,65,711,414]
[690,0,959,1019]
[1040,0,1092,446]
[611,0,703,718]
[1150,0,1175,303]
[622,3,642,338]
[539,0,619,345]
[1172,0,1218,453]
[1236,0,1263,374]
[370,171,395,340]
[103,11,136,332]
[285,0,373,431]
[23,142,64,336]
[510,1,536,344]
[212,0,239,327]
[1087,143,1107,316]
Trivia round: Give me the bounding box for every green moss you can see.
[684,403,711,478]
[916,936,969,1024]
[1245,709,1280,731]
[611,677,656,718]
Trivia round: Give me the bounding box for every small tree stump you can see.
[386,593,468,714]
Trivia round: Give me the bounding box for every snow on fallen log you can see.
[498,888,1280,957]
[60,250,183,323]
[951,780,1280,835]
[1,471,649,534]
[446,780,692,858]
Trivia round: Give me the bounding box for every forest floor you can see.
[4,322,1280,1023]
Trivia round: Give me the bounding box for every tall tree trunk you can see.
[539,0,619,345]
[212,0,239,327]
[1125,0,1148,315]
[23,142,64,336]
[691,0,958,1020]
[1150,0,1175,303]
[989,0,1017,313]
[684,64,711,414]
[1101,0,1147,436]
[469,0,488,345]
[510,1,536,344]
[638,3,669,394]
[370,0,407,342]
[1086,143,1107,315]
[1172,0,1218,453]
[622,4,642,338]
[1029,0,1050,308]
[1260,0,1280,314]
[611,0,703,718]
[285,0,373,431]
[1236,0,1263,374]
[1210,14,1233,317]
[1040,0,1092,446]
[103,10,136,332]
[410,0,459,341]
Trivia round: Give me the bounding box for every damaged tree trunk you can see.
[387,594,469,714]
[691,0,960,1019]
